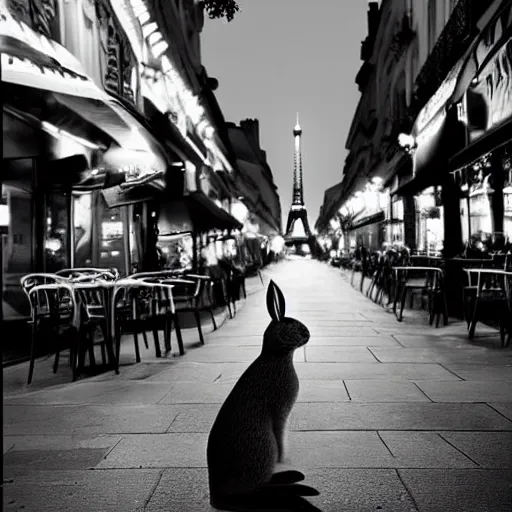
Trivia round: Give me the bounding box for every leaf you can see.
[266,280,286,321]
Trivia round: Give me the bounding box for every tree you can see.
[203,0,240,21]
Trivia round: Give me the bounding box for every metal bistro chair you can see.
[394,266,448,326]
[111,278,174,363]
[162,276,208,347]
[183,273,218,331]
[140,277,188,356]
[458,259,501,329]
[365,251,383,301]
[466,269,512,346]
[72,281,117,372]
[20,274,79,383]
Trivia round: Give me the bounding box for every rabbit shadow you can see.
[212,470,324,512]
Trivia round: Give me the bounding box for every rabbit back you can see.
[207,355,299,497]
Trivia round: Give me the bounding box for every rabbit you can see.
[207,280,321,511]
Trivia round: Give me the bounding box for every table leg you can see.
[104,288,119,374]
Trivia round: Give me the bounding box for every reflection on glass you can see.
[2,182,33,319]
[129,204,143,273]
[157,233,193,270]
[100,204,126,275]
[45,193,69,273]
[74,193,93,267]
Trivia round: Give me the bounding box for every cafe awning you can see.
[1,10,169,173]
[158,192,243,236]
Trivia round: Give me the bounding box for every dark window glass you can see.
[44,192,69,273]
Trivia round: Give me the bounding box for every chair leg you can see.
[142,331,149,349]
[209,306,217,331]
[152,329,161,358]
[87,326,96,368]
[115,323,122,369]
[70,329,79,382]
[100,342,107,366]
[468,300,480,340]
[242,279,247,299]
[442,291,449,326]
[164,317,172,354]
[398,287,407,322]
[52,325,62,375]
[428,291,435,326]
[173,313,185,355]
[194,308,205,345]
[133,333,141,363]
[27,322,37,385]
[258,270,264,286]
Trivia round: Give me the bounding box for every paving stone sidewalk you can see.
[3,260,512,512]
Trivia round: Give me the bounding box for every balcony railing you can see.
[411,0,489,119]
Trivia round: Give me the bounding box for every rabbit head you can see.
[262,280,310,355]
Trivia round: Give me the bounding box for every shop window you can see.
[504,189,512,243]
[2,182,34,319]
[129,203,144,274]
[157,233,194,271]
[44,192,69,273]
[416,188,444,254]
[99,200,128,276]
[73,192,94,267]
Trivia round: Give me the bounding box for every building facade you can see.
[1,0,280,323]
[317,0,511,261]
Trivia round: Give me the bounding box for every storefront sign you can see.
[467,37,512,142]
[415,59,465,135]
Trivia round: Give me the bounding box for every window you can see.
[44,192,70,273]
[73,192,94,268]
[428,0,437,52]
[2,180,34,319]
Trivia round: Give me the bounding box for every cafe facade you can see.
[1,0,243,322]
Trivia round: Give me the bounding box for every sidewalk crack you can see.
[166,412,181,432]
[101,436,124,460]
[412,382,434,402]
[486,403,512,423]
[437,433,480,467]
[395,469,420,511]
[391,334,406,348]
[377,431,396,458]
[367,347,381,362]
[214,373,222,383]
[143,469,165,510]
[438,364,465,381]
[342,381,352,400]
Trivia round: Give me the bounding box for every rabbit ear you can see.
[266,280,286,321]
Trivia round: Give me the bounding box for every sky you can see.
[201,0,369,230]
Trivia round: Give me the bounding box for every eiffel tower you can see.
[284,114,318,256]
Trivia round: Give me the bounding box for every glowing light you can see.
[0,204,10,228]
[398,133,417,151]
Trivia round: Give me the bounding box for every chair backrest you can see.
[20,273,68,297]
[396,266,443,288]
[56,268,119,281]
[25,282,77,321]
[130,270,182,280]
[73,283,109,320]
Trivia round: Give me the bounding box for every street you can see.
[3,259,512,512]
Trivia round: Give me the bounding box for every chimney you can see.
[240,118,260,148]
[368,2,380,39]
